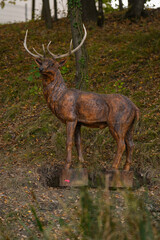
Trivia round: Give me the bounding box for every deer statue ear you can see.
[35,58,42,67]
[58,59,67,68]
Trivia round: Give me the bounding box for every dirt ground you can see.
[0,160,160,239]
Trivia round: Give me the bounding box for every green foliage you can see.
[103,0,115,13]
[31,206,44,233]
[66,189,158,240]
[27,64,41,79]
[0,0,16,9]
[61,65,69,75]
[0,0,5,9]
[80,187,100,238]
[29,85,42,96]
[79,56,85,67]
[68,0,82,10]
[26,64,42,96]
[15,188,159,240]
[79,188,116,240]
[96,0,115,13]
[113,79,125,92]
[123,192,155,240]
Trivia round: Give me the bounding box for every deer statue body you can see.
[24,26,139,171]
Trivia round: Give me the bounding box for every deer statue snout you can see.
[39,66,43,72]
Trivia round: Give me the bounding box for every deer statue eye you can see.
[46,62,54,69]
[49,61,54,67]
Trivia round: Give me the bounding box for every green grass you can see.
[0,12,160,172]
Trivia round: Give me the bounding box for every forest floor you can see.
[0,9,160,239]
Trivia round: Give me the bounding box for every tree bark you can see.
[119,0,123,11]
[68,0,88,90]
[32,0,35,20]
[97,0,104,27]
[126,0,145,18]
[41,3,45,20]
[81,0,97,22]
[128,0,133,6]
[42,0,53,29]
[54,0,58,21]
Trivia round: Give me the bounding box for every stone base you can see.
[59,168,88,187]
[37,165,133,188]
[105,170,133,188]
[88,171,106,188]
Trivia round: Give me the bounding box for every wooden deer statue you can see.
[24,25,139,171]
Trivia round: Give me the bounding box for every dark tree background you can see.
[42,0,53,28]
[54,0,58,21]
[81,0,97,22]
[32,0,35,20]
[31,0,152,86]
[126,0,146,18]
[97,0,104,27]
[119,0,123,10]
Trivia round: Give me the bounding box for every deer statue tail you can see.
[135,107,140,122]
[134,106,140,133]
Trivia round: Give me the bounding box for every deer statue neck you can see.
[42,68,65,87]
[42,69,67,111]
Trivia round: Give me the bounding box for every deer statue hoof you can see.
[64,163,71,170]
[123,164,130,171]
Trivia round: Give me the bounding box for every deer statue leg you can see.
[75,124,84,163]
[112,137,126,169]
[65,121,77,169]
[124,125,134,171]
[109,128,126,170]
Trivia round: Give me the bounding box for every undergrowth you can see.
[1,187,159,240]
[0,10,160,240]
[0,15,159,171]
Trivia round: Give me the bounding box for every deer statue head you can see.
[23,25,87,73]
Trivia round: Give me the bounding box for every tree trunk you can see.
[97,0,104,27]
[128,0,133,6]
[119,0,123,11]
[68,0,88,90]
[126,0,145,18]
[32,0,35,20]
[42,0,53,29]
[41,3,45,20]
[54,0,58,21]
[81,0,97,22]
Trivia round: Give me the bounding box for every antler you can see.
[24,30,43,58]
[24,24,87,59]
[47,24,87,59]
